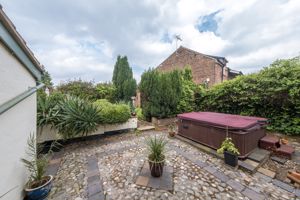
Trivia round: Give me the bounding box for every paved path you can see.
[47,131,298,200]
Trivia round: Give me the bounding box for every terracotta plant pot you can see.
[168,131,175,137]
[224,151,238,167]
[148,159,165,177]
[25,175,53,200]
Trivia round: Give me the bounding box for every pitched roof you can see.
[157,46,228,69]
[0,5,44,80]
[179,46,228,66]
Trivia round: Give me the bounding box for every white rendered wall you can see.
[0,42,35,104]
[0,42,37,200]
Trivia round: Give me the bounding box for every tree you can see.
[112,56,137,101]
[41,70,53,91]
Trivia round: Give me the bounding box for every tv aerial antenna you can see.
[175,34,182,55]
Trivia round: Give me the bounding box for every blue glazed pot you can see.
[25,175,53,200]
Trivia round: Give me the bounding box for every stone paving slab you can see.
[257,167,276,178]
[137,126,155,131]
[248,148,270,163]
[238,160,256,173]
[86,155,104,200]
[135,162,173,191]
[272,179,295,193]
[213,171,230,182]
[271,156,287,164]
[242,188,265,200]
[45,151,64,176]
[226,179,245,192]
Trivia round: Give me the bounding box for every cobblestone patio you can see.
[47,131,299,200]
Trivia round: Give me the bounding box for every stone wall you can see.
[37,118,138,143]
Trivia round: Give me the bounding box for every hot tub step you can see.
[238,160,257,173]
[247,148,270,163]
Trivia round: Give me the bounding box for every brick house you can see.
[156,46,242,86]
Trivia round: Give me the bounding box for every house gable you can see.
[156,46,228,85]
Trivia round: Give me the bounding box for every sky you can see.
[1,0,299,84]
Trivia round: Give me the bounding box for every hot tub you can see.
[177,112,267,158]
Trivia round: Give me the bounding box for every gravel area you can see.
[47,130,298,200]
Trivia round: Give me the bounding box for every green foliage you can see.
[55,96,100,138]
[200,58,300,135]
[95,82,116,102]
[21,134,60,188]
[56,79,97,100]
[139,67,203,119]
[21,134,47,187]
[146,136,167,162]
[37,91,64,131]
[40,70,53,90]
[135,107,145,121]
[94,99,131,124]
[112,56,137,101]
[217,137,240,155]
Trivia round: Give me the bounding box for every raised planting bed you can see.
[37,117,138,143]
[177,112,267,158]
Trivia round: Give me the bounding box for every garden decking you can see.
[47,131,298,200]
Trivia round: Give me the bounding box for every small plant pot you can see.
[148,159,165,177]
[131,112,136,117]
[224,151,238,167]
[25,175,53,200]
[168,131,175,137]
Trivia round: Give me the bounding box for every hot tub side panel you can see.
[178,119,266,157]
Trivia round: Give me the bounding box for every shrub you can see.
[139,67,203,119]
[200,58,300,135]
[95,82,116,102]
[94,99,131,124]
[56,79,97,100]
[135,107,145,121]
[55,96,100,138]
[37,91,64,132]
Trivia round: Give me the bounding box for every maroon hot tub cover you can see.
[177,112,267,158]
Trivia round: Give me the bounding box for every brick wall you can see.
[157,47,228,86]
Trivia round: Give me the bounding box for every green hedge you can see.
[139,67,203,119]
[94,99,131,124]
[200,58,300,135]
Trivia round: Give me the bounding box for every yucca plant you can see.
[55,96,100,139]
[146,136,167,162]
[146,136,167,177]
[37,95,61,134]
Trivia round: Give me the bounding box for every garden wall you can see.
[151,117,177,127]
[37,117,137,143]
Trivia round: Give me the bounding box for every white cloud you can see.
[1,0,299,83]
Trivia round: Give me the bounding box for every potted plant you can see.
[146,136,167,177]
[21,134,54,200]
[130,102,136,117]
[217,137,240,167]
[168,124,176,137]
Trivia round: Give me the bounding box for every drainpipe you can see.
[221,65,224,82]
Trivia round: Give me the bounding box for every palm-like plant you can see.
[146,136,167,162]
[55,96,100,138]
[37,95,60,132]
[21,134,48,188]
